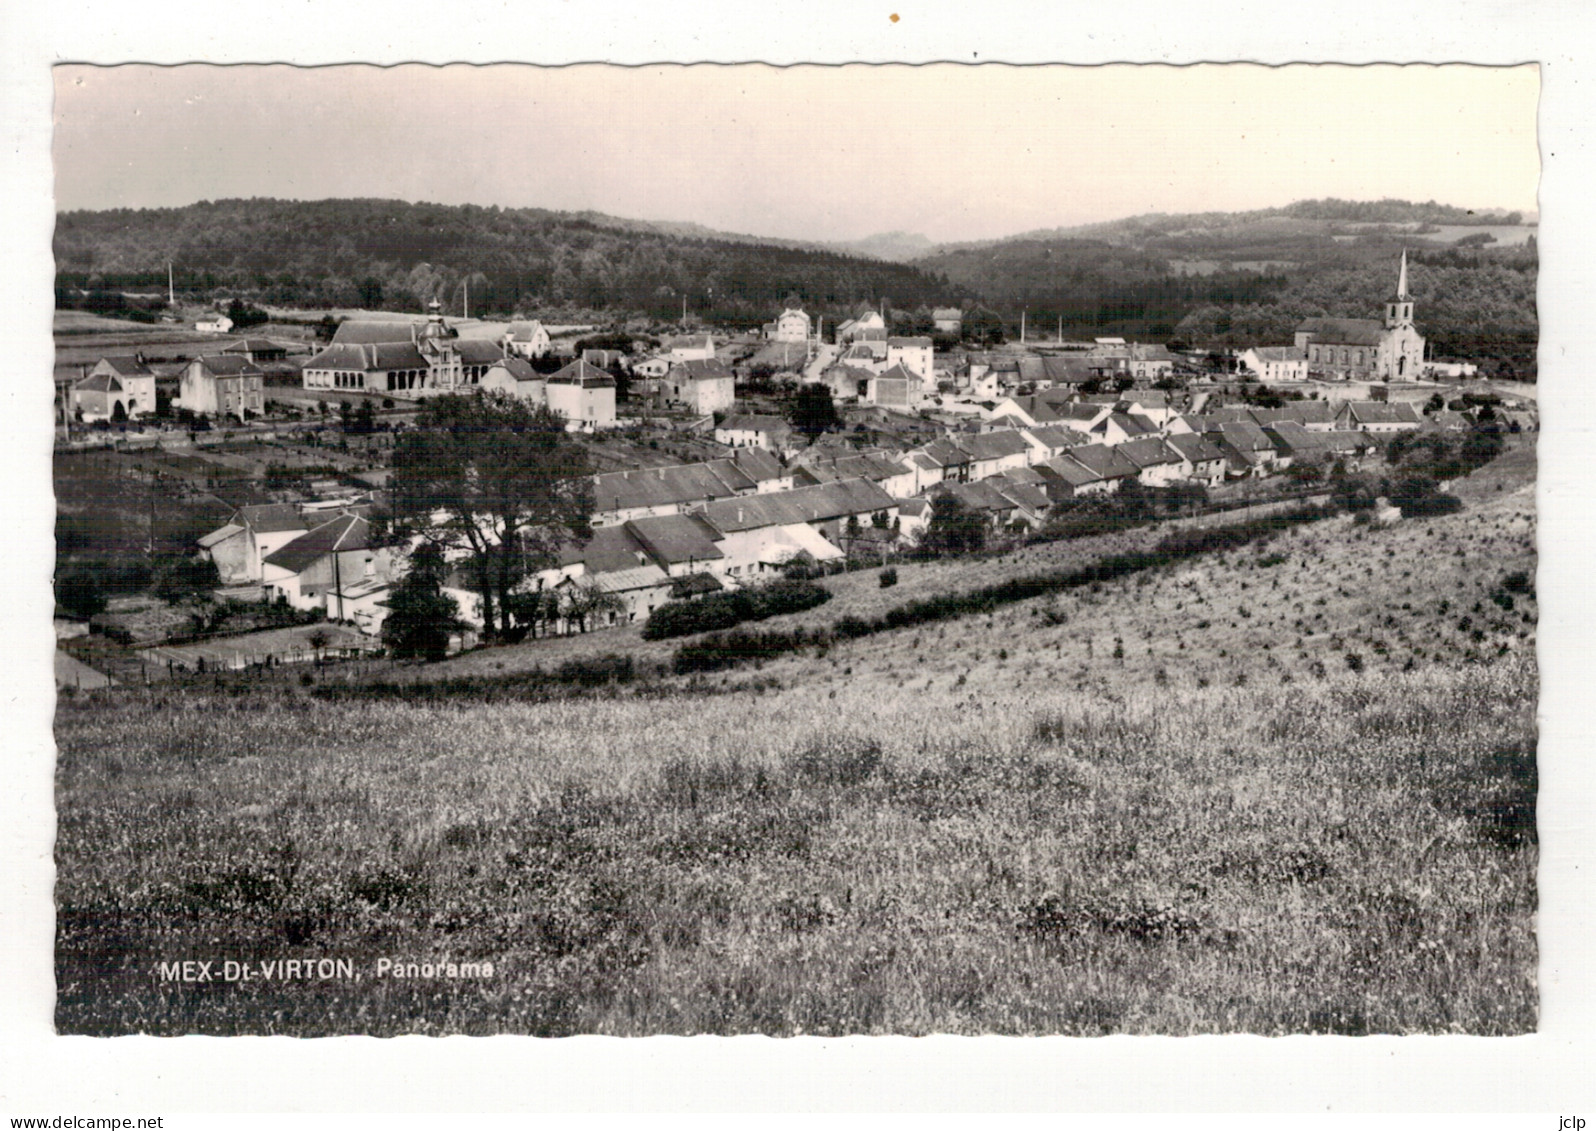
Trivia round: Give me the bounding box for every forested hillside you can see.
[915,200,1537,370]
[53,199,967,327]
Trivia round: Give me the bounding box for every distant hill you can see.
[53,198,966,328]
[826,231,936,262]
[907,199,1536,369]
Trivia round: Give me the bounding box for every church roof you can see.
[1296,317,1386,347]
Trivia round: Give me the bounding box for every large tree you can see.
[391,391,593,640]
[788,383,840,443]
[381,542,460,661]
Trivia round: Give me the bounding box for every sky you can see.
[52,62,1541,245]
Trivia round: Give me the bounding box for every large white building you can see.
[301,303,504,398]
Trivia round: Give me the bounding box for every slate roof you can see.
[304,341,429,372]
[1060,443,1139,480]
[887,337,932,348]
[194,355,264,377]
[331,320,419,346]
[671,358,734,382]
[625,513,725,566]
[456,339,506,365]
[718,414,791,433]
[549,359,616,387]
[593,460,755,515]
[1116,437,1182,469]
[1296,317,1386,347]
[1099,412,1159,439]
[793,452,912,486]
[1213,420,1276,454]
[959,429,1032,462]
[95,356,154,377]
[235,503,307,534]
[731,447,788,483]
[1249,346,1307,363]
[1341,401,1422,425]
[588,564,671,594]
[73,372,124,393]
[264,514,369,575]
[698,479,896,533]
[504,321,546,341]
[486,357,542,383]
[1164,432,1228,465]
[222,338,282,353]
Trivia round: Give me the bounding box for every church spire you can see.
[1396,249,1410,300]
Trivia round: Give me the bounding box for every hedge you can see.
[641,579,831,640]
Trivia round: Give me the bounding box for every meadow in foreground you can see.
[55,480,1536,1035]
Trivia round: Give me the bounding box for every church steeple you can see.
[1385,251,1414,329]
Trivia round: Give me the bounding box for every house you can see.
[938,479,1025,529]
[792,451,918,499]
[716,414,795,453]
[1248,401,1338,431]
[1050,401,1116,435]
[839,340,890,372]
[176,355,264,421]
[864,363,920,410]
[697,479,896,581]
[824,364,881,401]
[1294,253,1426,380]
[1115,437,1186,487]
[503,320,552,359]
[958,429,1035,480]
[1092,411,1161,446]
[1335,401,1422,433]
[835,308,887,345]
[590,450,787,528]
[886,337,934,387]
[587,565,675,628]
[72,357,157,421]
[322,577,395,637]
[1017,355,1097,389]
[1239,346,1309,383]
[896,496,932,541]
[633,356,673,380]
[1163,432,1229,488]
[479,357,547,403]
[1054,443,1141,493]
[664,358,735,415]
[768,304,812,344]
[1208,421,1281,476]
[666,333,716,363]
[261,513,395,613]
[916,438,974,484]
[221,338,288,364]
[1022,424,1089,463]
[194,313,234,334]
[544,359,617,430]
[988,395,1063,429]
[932,308,963,335]
[198,503,310,585]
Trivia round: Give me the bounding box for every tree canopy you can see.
[788,384,841,443]
[381,542,460,661]
[390,391,593,640]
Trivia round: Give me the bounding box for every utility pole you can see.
[167,262,175,307]
[1021,309,1026,344]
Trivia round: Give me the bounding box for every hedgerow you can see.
[641,579,831,640]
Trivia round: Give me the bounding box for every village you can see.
[53,253,1537,684]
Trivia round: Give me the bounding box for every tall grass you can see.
[55,655,1535,1036]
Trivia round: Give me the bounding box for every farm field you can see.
[53,445,1537,1035]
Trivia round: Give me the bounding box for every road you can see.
[802,342,840,383]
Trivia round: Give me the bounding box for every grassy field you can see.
[53,446,1537,1035]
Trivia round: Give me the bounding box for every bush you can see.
[878,567,898,589]
[642,579,830,641]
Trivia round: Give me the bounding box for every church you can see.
[1294,252,1425,381]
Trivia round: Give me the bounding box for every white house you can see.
[194,313,234,334]
[72,357,157,421]
[886,337,934,387]
[177,356,264,421]
[770,305,812,344]
[666,333,717,363]
[544,359,617,430]
[1239,346,1310,383]
[502,320,552,359]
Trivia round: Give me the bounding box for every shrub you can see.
[878,567,898,589]
[641,579,831,641]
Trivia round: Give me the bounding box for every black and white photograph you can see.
[40,58,1549,1044]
